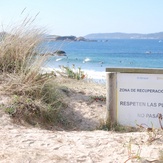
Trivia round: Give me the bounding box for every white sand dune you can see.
[0,80,162,162]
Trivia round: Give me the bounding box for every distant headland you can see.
[44,35,94,42]
[1,32,163,42]
[84,32,163,40]
[45,32,163,41]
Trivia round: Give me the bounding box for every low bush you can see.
[59,65,86,80]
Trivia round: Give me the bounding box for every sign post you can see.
[106,68,163,128]
[106,72,117,125]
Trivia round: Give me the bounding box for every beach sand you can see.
[41,67,106,84]
[0,78,163,162]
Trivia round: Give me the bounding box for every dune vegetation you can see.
[0,17,69,129]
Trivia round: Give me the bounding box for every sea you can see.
[39,39,163,82]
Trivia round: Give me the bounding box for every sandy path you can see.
[0,80,163,162]
[0,122,162,163]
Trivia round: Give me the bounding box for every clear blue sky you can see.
[0,0,163,36]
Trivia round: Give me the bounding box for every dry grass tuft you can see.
[0,17,43,73]
[0,16,66,129]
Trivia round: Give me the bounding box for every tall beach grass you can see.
[0,17,65,128]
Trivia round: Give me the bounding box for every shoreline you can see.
[83,69,106,83]
[41,67,106,84]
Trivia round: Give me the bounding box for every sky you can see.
[0,0,163,36]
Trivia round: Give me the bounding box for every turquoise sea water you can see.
[40,39,163,72]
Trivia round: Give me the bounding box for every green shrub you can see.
[4,83,65,127]
[59,65,86,80]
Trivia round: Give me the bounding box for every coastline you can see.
[41,67,106,84]
[83,69,106,83]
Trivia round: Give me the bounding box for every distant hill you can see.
[84,32,163,40]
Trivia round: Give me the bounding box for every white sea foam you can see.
[56,58,63,61]
[83,58,91,63]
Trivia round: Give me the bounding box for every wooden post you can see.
[106,72,117,126]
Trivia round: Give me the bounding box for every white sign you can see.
[117,73,163,128]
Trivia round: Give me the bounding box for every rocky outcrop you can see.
[41,50,66,56]
[74,37,86,41]
[53,50,66,56]
[54,36,76,41]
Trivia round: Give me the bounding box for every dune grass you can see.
[0,17,66,129]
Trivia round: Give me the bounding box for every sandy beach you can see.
[0,77,163,163]
[41,67,106,84]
